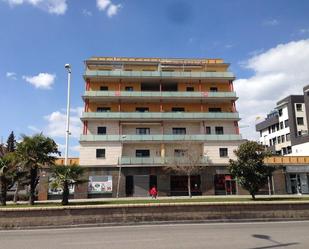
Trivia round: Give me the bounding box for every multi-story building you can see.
[256,85,309,156]
[79,57,244,197]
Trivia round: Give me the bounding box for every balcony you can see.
[82,91,238,101]
[84,70,235,80]
[81,112,240,121]
[118,156,209,166]
[80,134,242,142]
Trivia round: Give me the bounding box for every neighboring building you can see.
[256,85,309,156]
[79,56,244,197]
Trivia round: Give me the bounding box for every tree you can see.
[16,134,60,205]
[0,152,18,206]
[50,164,86,205]
[6,131,16,153]
[164,143,205,197]
[228,141,275,199]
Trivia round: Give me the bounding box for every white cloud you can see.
[22,72,55,89]
[43,107,82,139]
[82,9,92,16]
[96,0,122,17]
[6,72,17,80]
[235,39,309,140]
[263,19,279,26]
[2,0,67,15]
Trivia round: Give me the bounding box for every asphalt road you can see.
[0,221,309,249]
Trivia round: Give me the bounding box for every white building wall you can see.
[87,121,119,135]
[291,142,309,156]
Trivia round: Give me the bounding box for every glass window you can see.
[272,137,276,145]
[215,126,224,135]
[136,128,150,135]
[100,86,108,91]
[97,127,106,135]
[136,107,149,112]
[209,107,222,112]
[281,135,285,143]
[296,104,302,111]
[269,139,273,146]
[219,148,228,157]
[125,86,133,91]
[284,120,289,128]
[136,150,150,157]
[278,109,282,116]
[96,149,105,158]
[172,128,186,134]
[97,107,111,112]
[210,87,218,92]
[277,136,281,144]
[171,107,185,112]
[280,121,284,129]
[206,126,211,134]
[174,149,187,157]
[297,117,304,125]
[186,86,194,92]
[286,133,291,141]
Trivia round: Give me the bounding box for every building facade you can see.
[77,57,245,198]
[256,85,309,156]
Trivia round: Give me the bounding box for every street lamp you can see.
[64,64,72,166]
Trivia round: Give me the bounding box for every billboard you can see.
[88,175,113,193]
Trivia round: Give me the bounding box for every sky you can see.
[1,0,309,157]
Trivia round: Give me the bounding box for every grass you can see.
[2,196,309,208]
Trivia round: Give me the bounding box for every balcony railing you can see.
[118,156,209,166]
[81,112,240,121]
[84,70,235,80]
[83,91,237,100]
[80,134,242,142]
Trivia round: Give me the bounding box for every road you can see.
[0,221,308,249]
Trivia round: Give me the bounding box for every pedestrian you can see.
[149,186,158,199]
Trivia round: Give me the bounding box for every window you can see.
[269,139,273,146]
[174,149,187,157]
[280,121,284,130]
[281,135,285,143]
[215,126,224,135]
[172,128,186,134]
[278,109,282,117]
[284,120,289,128]
[296,104,302,111]
[277,136,281,144]
[260,131,262,137]
[276,123,279,131]
[97,127,106,135]
[209,107,222,112]
[206,126,211,134]
[287,146,292,154]
[172,107,185,112]
[271,125,276,133]
[136,128,150,135]
[286,133,291,142]
[210,87,218,92]
[136,150,150,157]
[97,107,111,112]
[272,137,276,145]
[297,117,304,125]
[219,148,228,157]
[96,149,105,158]
[268,127,271,134]
[136,107,149,112]
[298,131,302,136]
[186,86,194,92]
[100,86,108,91]
[125,86,133,91]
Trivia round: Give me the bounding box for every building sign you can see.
[88,176,113,193]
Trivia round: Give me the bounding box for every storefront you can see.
[285,166,309,194]
[170,175,201,196]
[214,174,237,195]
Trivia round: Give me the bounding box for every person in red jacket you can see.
[149,186,158,199]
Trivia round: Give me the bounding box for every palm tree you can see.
[50,164,86,205]
[16,134,60,205]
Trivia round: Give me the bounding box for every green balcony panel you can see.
[80,134,242,142]
[84,70,235,80]
[81,112,240,121]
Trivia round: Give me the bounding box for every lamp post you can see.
[64,64,71,166]
[116,135,126,198]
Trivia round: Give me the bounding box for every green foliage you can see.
[6,131,16,153]
[16,134,60,205]
[50,164,87,205]
[228,141,275,199]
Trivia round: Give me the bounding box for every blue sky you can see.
[1,0,309,156]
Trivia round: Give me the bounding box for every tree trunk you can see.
[0,178,7,206]
[62,181,69,206]
[187,175,192,198]
[13,182,20,203]
[29,168,37,205]
[250,191,256,200]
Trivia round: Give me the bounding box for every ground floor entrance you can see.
[214,174,237,195]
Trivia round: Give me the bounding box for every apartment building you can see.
[79,57,244,197]
[256,85,309,156]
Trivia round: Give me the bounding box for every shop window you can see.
[96,149,106,158]
[219,148,228,157]
[170,175,201,196]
